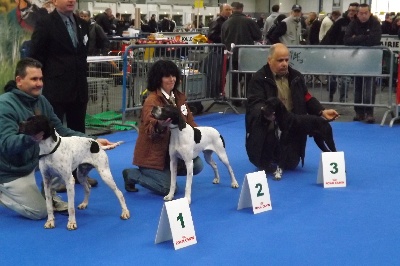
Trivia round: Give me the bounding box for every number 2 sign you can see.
[237,171,272,214]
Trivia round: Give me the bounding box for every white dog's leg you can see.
[42,175,55,229]
[164,157,178,202]
[65,174,77,230]
[97,167,130,220]
[203,150,220,184]
[76,167,91,210]
[214,150,239,188]
[183,159,194,205]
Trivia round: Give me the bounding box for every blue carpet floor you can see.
[1,113,400,265]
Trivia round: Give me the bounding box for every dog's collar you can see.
[169,125,179,129]
[38,137,61,159]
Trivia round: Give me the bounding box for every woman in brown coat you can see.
[122,60,203,195]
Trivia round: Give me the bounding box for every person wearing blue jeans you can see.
[122,60,204,196]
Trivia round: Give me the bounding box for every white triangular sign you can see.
[317,151,346,188]
[238,171,272,214]
[155,198,197,250]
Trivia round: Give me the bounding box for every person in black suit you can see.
[30,0,98,187]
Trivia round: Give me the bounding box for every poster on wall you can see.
[0,0,54,89]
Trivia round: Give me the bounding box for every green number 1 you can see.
[177,213,185,228]
[330,162,338,174]
[255,183,264,197]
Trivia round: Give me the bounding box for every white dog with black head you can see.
[19,115,130,230]
[151,105,239,204]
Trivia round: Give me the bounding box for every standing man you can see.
[207,3,232,43]
[221,1,261,106]
[319,11,341,42]
[262,4,280,42]
[381,13,392,34]
[321,2,359,102]
[95,8,113,35]
[344,3,381,123]
[306,12,321,45]
[148,14,158,33]
[30,0,98,186]
[269,4,302,45]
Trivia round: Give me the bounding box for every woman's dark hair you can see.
[147,60,181,92]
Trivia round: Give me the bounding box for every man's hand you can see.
[96,138,123,150]
[321,109,340,121]
[31,131,44,142]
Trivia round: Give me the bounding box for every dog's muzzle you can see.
[151,106,162,119]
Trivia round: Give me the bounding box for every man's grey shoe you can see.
[52,194,68,212]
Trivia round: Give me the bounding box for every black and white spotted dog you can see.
[151,105,239,204]
[19,115,130,230]
[261,97,337,180]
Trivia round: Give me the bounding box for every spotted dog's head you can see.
[19,115,57,142]
[151,105,186,131]
[260,97,287,122]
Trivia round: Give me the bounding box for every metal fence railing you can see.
[120,43,226,122]
[228,45,395,126]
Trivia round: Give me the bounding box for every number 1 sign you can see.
[155,198,197,250]
[237,171,272,214]
[317,151,346,188]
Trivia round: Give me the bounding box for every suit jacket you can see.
[30,10,89,103]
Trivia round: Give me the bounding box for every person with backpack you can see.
[266,14,287,44]
[80,10,110,56]
[269,5,302,45]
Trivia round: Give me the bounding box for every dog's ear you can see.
[177,111,186,131]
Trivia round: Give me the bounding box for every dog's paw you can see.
[273,167,283,181]
[212,177,220,184]
[121,209,130,220]
[163,194,174,201]
[231,182,239,188]
[78,203,88,209]
[67,221,77,230]
[44,219,55,229]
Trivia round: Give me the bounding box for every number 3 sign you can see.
[317,151,346,188]
[237,171,272,214]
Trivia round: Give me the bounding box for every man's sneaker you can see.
[273,167,283,181]
[52,194,68,212]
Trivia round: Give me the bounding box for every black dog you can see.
[261,97,337,179]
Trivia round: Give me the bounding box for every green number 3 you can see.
[177,213,185,228]
[330,162,338,174]
[255,183,264,197]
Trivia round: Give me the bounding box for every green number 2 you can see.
[330,162,338,174]
[255,183,264,197]
[177,213,185,228]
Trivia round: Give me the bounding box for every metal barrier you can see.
[86,56,138,131]
[380,35,400,127]
[120,43,225,122]
[229,45,395,126]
